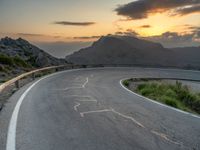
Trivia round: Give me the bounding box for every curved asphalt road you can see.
[1,67,200,150]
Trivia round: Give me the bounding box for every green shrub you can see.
[135,80,200,114]
[0,54,14,66]
[165,98,178,108]
[140,87,154,96]
[0,54,31,68]
[123,80,130,87]
[165,89,176,97]
[137,84,146,90]
[13,56,30,68]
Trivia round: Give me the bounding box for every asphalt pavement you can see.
[1,67,200,150]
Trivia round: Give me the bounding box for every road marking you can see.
[6,68,199,150]
[151,130,182,146]
[74,102,81,111]
[6,68,88,150]
[6,74,57,150]
[119,79,200,119]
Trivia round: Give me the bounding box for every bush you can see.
[13,56,30,68]
[123,80,129,87]
[137,84,146,91]
[135,80,200,114]
[140,87,154,96]
[165,99,178,108]
[0,54,31,68]
[0,54,14,66]
[165,89,176,97]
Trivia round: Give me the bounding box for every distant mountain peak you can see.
[66,35,200,69]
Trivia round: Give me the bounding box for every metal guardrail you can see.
[0,64,76,93]
[1,63,200,94]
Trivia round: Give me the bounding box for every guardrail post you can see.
[55,68,59,72]
[32,73,35,80]
[15,80,20,89]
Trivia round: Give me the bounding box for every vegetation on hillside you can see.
[124,80,200,114]
[0,54,31,70]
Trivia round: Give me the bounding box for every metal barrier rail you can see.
[0,64,75,93]
[1,63,200,93]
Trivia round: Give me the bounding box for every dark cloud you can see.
[139,25,151,28]
[53,21,96,26]
[175,4,200,16]
[115,0,200,20]
[145,29,200,47]
[73,36,101,40]
[115,29,138,37]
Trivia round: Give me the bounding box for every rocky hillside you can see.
[0,37,67,82]
[66,35,200,69]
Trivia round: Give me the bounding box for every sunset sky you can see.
[0,0,200,57]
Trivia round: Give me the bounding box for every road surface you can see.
[0,67,200,150]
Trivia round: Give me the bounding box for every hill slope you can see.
[66,35,200,69]
[0,37,67,81]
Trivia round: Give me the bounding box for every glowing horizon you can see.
[0,0,200,57]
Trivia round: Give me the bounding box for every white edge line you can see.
[119,78,200,119]
[6,75,51,150]
[6,68,88,150]
[6,67,200,150]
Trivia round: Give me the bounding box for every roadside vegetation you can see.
[0,54,33,83]
[123,79,200,115]
[0,54,31,70]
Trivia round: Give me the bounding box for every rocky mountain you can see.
[0,37,67,82]
[66,35,200,69]
[0,37,66,67]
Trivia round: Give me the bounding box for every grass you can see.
[0,54,31,69]
[123,79,200,115]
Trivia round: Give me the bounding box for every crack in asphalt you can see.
[64,76,184,148]
[151,130,182,146]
